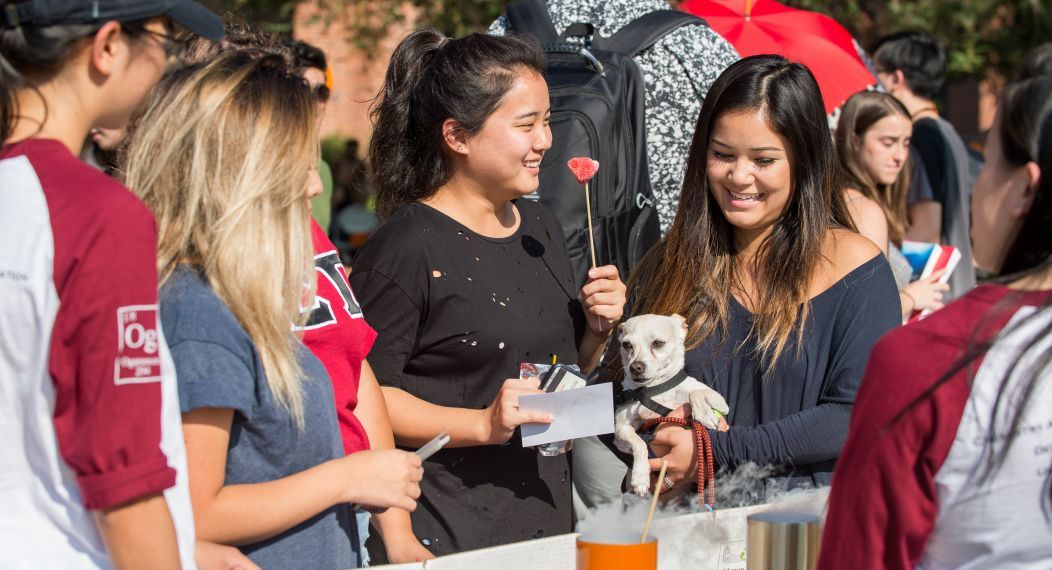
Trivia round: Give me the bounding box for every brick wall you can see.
[292,1,421,148]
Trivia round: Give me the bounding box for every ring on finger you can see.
[663,476,674,490]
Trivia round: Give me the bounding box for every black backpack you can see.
[507,0,706,286]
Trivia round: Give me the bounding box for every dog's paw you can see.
[630,467,651,496]
[692,410,721,430]
[690,388,730,430]
[702,388,730,416]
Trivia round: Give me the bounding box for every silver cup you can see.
[746,510,821,570]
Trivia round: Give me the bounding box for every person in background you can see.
[122,50,423,569]
[288,38,336,234]
[352,29,626,557]
[819,72,1052,570]
[618,55,901,499]
[332,139,366,214]
[835,90,950,322]
[873,31,976,300]
[0,1,223,568]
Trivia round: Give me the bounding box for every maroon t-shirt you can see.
[0,138,175,508]
[819,285,1052,569]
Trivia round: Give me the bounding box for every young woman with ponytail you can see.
[820,72,1052,570]
[349,29,626,556]
[0,2,222,568]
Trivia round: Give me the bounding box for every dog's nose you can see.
[629,362,646,376]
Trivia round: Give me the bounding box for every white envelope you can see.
[519,383,614,447]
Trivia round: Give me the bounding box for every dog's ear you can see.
[671,313,688,335]
[616,322,627,341]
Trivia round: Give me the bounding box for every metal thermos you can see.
[746,511,821,570]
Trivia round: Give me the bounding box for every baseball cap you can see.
[2,0,225,41]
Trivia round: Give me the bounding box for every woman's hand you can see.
[648,425,698,492]
[479,377,552,445]
[902,269,949,316]
[579,265,627,335]
[646,403,727,492]
[337,450,423,511]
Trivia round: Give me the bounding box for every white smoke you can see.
[575,463,829,569]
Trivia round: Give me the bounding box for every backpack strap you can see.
[506,0,559,45]
[602,10,708,57]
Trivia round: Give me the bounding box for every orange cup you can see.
[576,531,658,570]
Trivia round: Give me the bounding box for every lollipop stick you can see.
[583,180,603,331]
[583,181,598,269]
[640,459,668,544]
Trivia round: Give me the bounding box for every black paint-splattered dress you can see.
[350,200,583,556]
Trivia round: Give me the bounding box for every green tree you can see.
[218,0,1049,78]
[213,0,507,49]
[782,0,1051,79]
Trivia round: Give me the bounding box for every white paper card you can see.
[519,383,614,446]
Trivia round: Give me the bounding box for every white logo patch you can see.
[114,305,162,384]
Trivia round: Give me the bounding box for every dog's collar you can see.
[617,370,690,416]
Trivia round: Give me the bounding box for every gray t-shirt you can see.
[160,266,359,569]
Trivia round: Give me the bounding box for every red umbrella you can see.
[681,0,876,116]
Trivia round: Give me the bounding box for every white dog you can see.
[613,314,730,495]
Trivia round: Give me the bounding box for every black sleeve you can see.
[350,268,422,391]
[709,258,902,468]
[908,150,936,205]
[911,121,949,206]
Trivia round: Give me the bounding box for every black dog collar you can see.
[617,370,690,416]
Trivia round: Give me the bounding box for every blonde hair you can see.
[123,52,318,425]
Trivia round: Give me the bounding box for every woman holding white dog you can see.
[351,30,626,557]
[622,55,902,497]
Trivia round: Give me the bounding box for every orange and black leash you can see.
[641,416,716,510]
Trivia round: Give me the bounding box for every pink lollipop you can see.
[567,157,600,269]
[567,157,599,184]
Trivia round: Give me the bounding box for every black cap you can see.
[3,0,224,41]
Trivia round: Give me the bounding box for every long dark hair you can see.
[629,55,853,372]
[368,29,545,219]
[997,75,1052,276]
[835,91,912,247]
[1,20,151,143]
[890,77,1052,505]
